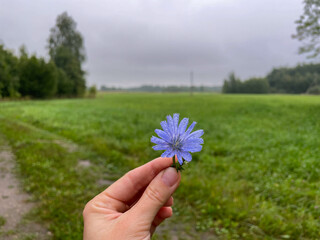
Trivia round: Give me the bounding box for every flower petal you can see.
[181,144,202,153]
[176,152,183,165]
[178,117,189,135]
[166,115,175,136]
[151,136,167,145]
[155,129,171,143]
[173,113,179,133]
[181,151,192,162]
[183,137,204,145]
[181,121,197,139]
[168,152,175,157]
[161,151,168,158]
[185,130,204,140]
[186,121,197,134]
[161,149,175,158]
[152,144,169,151]
[160,121,171,136]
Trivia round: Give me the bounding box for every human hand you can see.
[83,157,181,240]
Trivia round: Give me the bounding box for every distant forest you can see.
[100,85,222,93]
[102,63,320,95]
[223,63,320,94]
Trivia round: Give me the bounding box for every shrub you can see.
[307,85,320,95]
[19,56,58,98]
[88,85,97,98]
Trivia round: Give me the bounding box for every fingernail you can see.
[162,167,178,187]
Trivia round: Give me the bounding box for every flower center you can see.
[171,136,181,150]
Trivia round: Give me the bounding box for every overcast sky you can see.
[0,0,311,87]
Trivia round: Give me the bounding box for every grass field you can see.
[0,93,320,239]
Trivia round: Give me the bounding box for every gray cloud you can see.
[0,0,310,87]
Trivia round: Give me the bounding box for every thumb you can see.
[128,167,181,224]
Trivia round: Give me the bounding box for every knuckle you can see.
[82,200,93,218]
[124,170,135,181]
[123,170,137,185]
[145,185,163,204]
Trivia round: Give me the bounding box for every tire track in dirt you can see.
[0,138,50,240]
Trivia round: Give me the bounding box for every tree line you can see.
[222,73,269,94]
[100,85,222,93]
[223,63,320,94]
[223,0,320,95]
[0,12,87,99]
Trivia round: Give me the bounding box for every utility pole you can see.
[190,71,194,96]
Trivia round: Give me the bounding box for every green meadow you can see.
[0,93,320,239]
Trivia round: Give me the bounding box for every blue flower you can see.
[151,113,204,165]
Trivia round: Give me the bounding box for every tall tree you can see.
[0,45,20,98]
[293,0,320,58]
[48,12,86,96]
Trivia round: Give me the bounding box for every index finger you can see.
[102,157,173,204]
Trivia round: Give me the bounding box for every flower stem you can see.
[170,155,184,172]
[171,156,176,170]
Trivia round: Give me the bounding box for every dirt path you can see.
[0,140,50,240]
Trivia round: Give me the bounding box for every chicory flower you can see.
[151,113,204,170]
